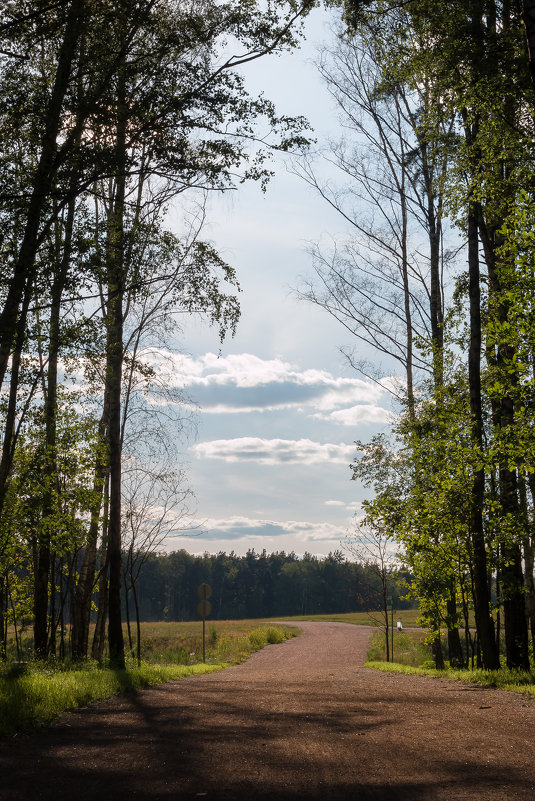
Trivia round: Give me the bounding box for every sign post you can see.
[390,596,394,663]
[196,583,212,663]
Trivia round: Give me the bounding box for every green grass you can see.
[0,623,297,737]
[128,620,298,664]
[0,662,222,737]
[365,659,535,696]
[366,629,430,666]
[261,609,421,627]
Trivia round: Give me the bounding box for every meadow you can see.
[269,609,422,628]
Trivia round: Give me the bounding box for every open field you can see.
[5,611,419,663]
[264,609,421,627]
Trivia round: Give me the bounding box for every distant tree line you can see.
[128,549,413,622]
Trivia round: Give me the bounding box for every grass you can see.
[0,662,222,737]
[261,609,422,628]
[365,626,535,697]
[365,660,535,697]
[127,620,297,664]
[366,629,430,667]
[0,622,297,737]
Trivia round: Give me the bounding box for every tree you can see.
[345,516,398,661]
[0,0,317,664]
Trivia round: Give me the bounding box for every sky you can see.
[163,8,397,558]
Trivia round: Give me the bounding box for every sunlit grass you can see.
[128,620,298,664]
[0,662,222,737]
[262,609,421,627]
[0,623,297,737]
[366,629,430,666]
[365,660,535,696]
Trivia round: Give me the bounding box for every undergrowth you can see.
[0,623,297,737]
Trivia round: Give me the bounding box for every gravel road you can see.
[1,622,534,800]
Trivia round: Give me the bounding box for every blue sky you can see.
[165,9,396,556]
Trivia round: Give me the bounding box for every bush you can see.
[265,626,285,644]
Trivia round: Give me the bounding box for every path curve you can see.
[1,622,534,800]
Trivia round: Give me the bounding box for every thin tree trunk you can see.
[0,0,85,389]
[106,64,128,670]
[48,554,57,657]
[132,579,142,667]
[523,0,535,90]
[0,577,5,660]
[467,201,500,669]
[71,399,110,661]
[92,477,110,663]
[446,590,464,668]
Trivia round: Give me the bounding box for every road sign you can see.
[197,583,212,601]
[197,600,212,618]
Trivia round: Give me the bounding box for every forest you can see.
[118,549,411,623]
[1,0,535,674]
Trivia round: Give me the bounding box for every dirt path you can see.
[1,622,534,800]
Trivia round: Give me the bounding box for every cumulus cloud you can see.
[179,515,347,543]
[325,500,362,512]
[192,437,355,465]
[146,349,389,416]
[317,404,394,426]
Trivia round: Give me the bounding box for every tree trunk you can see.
[431,631,445,670]
[92,471,110,662]
[0,577,5,660]
[467,202,500,669]
[523,0,535,90]
[106,65,128,670]
[446,592,464,668]
[0,0,85,390]
[71,401,109,661]
[481,214,529,670]
[133,580,142,668]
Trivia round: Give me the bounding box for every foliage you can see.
[126,548,413,624]
[366,628,430,667]
[298,0,535,672]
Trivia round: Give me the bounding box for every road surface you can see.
[1,622,534,800]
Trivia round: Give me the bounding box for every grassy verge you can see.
[365,660,535,696]
[0,662,222,737]
[0,623,297,737]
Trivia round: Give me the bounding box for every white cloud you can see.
[317,404,394,426]
[192,437,355,465]
[180,515,347,543]
[325,500,362,512]
[145,349,389,416]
